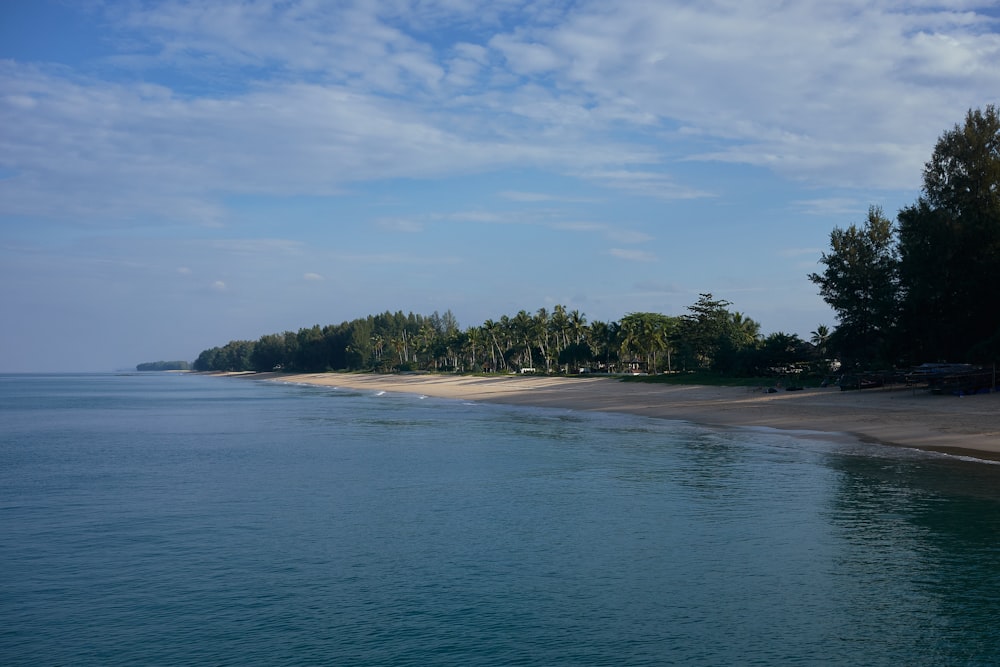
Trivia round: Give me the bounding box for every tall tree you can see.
[898,105,1000,362]
[677,294,734,370]
[809,206,899,367]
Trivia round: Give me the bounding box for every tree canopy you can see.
[136,360,191,371]
[809,206,898,366]
[812,105,1000,367]
[189,298,813,378]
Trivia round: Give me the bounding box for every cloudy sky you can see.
[1,1,998,371]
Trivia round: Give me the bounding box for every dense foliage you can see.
[811,106,1000,367]
[192,299,821,377]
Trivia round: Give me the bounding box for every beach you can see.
[255,372,1000,460]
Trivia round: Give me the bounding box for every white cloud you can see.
[494,1,999,188]
[2,0,998,227]
[303,272,324,281]
[211,280,227,291]
[490,34,564,74]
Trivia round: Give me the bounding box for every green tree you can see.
[193,346,221,371]
[677,294,732,370]
[809,206,899,367]
[216,340,254,371]
[809,325,831,358]
[558,341,594,370]
[252,332,295,371]
[587,320,619,372]
[295,325,328,371]
[711,311,762,375]
[898,105,1000,362]
[757,332,808,372]
[619,312,677,373]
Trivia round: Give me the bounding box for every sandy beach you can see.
[243,372,1000,460]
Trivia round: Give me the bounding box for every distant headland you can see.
[136,360,191,372]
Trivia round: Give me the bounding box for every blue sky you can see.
[1,0,998,372]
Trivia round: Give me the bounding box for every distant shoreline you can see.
[227,371,1000,462]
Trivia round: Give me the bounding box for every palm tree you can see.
[810,324,831,357]
[512,310,536,370]
[569,309,587,345]
[464,326,482,371]
[587,320,619,371]
[535,307,552,371]
[551,304,570,350]
[619,312,678,373]
[730,312,762,348]
[482,319,505,372]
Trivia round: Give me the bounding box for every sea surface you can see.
[2,372,1000,666]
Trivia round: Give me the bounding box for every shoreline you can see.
[238,372,1000,461]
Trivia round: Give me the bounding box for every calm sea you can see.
[2,372,1000,666]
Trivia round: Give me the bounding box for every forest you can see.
[810,106,1000,368]
[192,107,999,378]
[136,360,191,371]
[192,296,823,376]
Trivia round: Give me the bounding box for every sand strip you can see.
[245,372,1000,460]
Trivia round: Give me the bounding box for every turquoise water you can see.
[2,372,1000,665]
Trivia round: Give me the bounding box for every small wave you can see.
[913,448,1000,465]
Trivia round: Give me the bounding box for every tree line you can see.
[810,106,1000,369]
[194,107,998,377]
[137,360,191,371]
[192,297,828,376]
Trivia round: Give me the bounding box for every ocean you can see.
[2,372,1000,666]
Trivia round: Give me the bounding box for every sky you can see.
[1,1,998,372]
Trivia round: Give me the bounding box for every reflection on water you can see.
[826,452,1000,663]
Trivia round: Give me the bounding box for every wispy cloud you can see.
[550,222,652,244]
[376,218,424,233]
[609,248,657,262]
[330,252,463,265]
[205,239,306,256]
[4,1,993,228]
[498,191,600,203]
[792,198,868,217]
[581,169,714,200]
